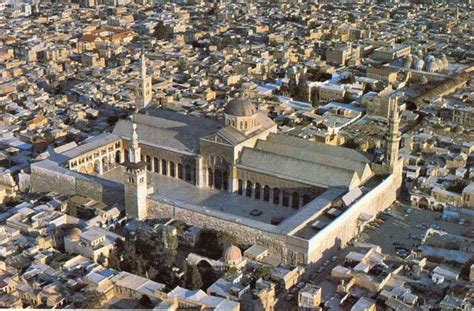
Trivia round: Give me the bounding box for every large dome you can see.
[223,245,242,265]
[224,98,256,117]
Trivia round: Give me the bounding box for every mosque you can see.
[31,51,403,265]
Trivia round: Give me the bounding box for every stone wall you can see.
[147,163,403,266]
[147,198,309,265]
[31,161,124,206]
[306,163,403,265]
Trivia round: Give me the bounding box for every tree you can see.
[77,290,105,309]
[139,295,153,308]
[254,265,273,281]
[194,229,237,259]
[154,21,172,41]
[185,264,202,290]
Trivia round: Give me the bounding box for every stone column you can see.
[120,149,125,163]
[229,166,238,194]
[98,161,103,175]
[196,156,205,187]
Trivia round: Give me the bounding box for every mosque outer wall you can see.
[148,162,402,266]
[306,161,403,264]
[31,163,125,206]
[147,198,310,265]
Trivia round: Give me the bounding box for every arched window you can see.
[303,194,311,206]
[215,169,222,190]
[238,179,243,195]
[178,164,183,179]
[170,161,176,177]
[273,188,280,204]
[185,165,192,181]
[115,150,121,164]
[292,192,300,209]
[255,183,261,199]
[161,160,167,175]
[246,181,252,197]
[244,121,248,129]
[125,150,129,162]
[154,157,159,173]
[263,186,270,202]
[146,155,151,171]
[208,168,214,187]
[282,191,290,207]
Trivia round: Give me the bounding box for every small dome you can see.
[425,58,439,73]
[224,98,256,117]
[436,58,445,70]
[425,54,435,63]
[441,54,449,67]
[223,245,242,264]
[69,228,82,240]
[403,55,413,68]
[413,59,425,71]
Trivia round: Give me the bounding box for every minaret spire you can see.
[136,44,152,111]
[129,123,141,163]
[385,103,401,169]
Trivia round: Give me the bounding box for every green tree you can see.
[77,290,105,309]
[107,249,121,270]
[254,265,273,281]
[154,21,172,41]
[139,295,153,308]
[185,264,202,290]
[195,229,237,259]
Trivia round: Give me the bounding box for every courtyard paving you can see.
[102,167,298,225]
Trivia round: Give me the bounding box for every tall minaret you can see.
[124,123,147,220]
[385,103,401,170]
[136,46,152,112]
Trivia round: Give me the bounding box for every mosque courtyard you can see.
[101,166,299,225]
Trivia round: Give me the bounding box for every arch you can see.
[273,188,280,204]
[223,171,228,190]
[208,168,214,187]
[238,179,243,195]
[161,159,168,175]
[244,121,248,129]
[246,180,252,197]
[178,163,184,179]
[94,160,101,174]
[86,163,94,174]
[303,194,311,206]
[170,161,176,177]
[255,183,261,200]
[282,191,290,207]
[146,155,152,171]
[115,150,121,164]
[79,166,87,173]
[263,186,270,201]
[125,149,129,162]
[418,197,429,209]
[102,156,108,172]
[214,169,222,189]
[185,165,192,181]
[154,157,159,173]
[292,192,300,209]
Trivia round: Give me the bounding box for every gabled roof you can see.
[238,147,360,189]
[254,139,373,182]
[113,110,222,155]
